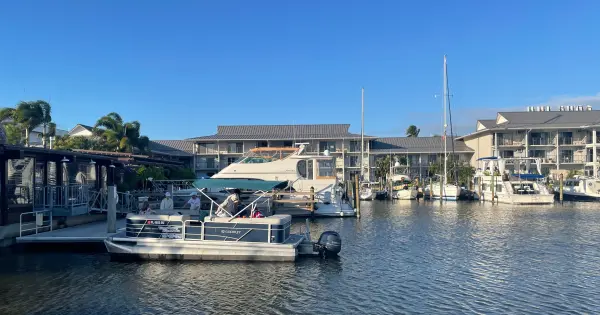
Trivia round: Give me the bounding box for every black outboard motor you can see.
[314,231,342,258]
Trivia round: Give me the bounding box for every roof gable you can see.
[370,137,473,153]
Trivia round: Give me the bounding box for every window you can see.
[297,160,307,178]
[559,132,573,145]
[283,141,293,147]
[349,140,360,152]
[428,154,437,164]
[318,160,334,177]
[228,142,243,153]
[227,157,237,165]
[349,156,359,167]
[256,141,268,148]
[560,150,574,163]
[501,150,514,158]
[528,150,546,158]
[307,160,313,179]
[319,141,336,153]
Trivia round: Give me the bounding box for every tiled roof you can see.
[495,110,600,129]
[149,140,194,156]
[370,137,474,154]
[477,119,497,129]
[188,124,375,141]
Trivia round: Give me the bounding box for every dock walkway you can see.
[16,219,126,244]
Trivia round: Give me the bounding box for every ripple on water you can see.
[1,201,600,314]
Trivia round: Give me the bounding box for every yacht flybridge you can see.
[473,157,554,205]
[211,145,356,217]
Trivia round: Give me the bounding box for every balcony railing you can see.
[227,147,244,154]
[530,138,553,145]
[498,139,524,146]
[196,162,218,169]
[196,146,218,154]
[560,156,585,164]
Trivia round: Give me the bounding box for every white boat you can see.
[391,175,417,200]
[473,157,554,205]
[555,176,600,201]
[104,179,343,262]
[359,182,375,200]
[431,55,461,201]
[211,145,356,217]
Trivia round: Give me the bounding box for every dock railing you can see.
[34,184,92,214]
[89,190,137,214]
[20,209,53,237]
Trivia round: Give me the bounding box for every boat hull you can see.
[393,189,418,200]
[479,193,555,205]
[359,192,374,200]
[430,184,461,201]
[554,192,600,202]
[104,235,303,262]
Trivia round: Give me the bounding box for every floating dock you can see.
[16,219,126,244]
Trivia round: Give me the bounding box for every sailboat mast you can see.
[443,55,448,186]
[361,87,365,179]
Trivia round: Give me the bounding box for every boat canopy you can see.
[511,174,545,180]
[477,156,499,161]
[192,178,288,191]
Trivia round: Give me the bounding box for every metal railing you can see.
[20,209,53,237]
[33,184,92,210]
[530,138,553,145]
[152,180,196,191]
[183,220,204,240]
[89,190,136,213]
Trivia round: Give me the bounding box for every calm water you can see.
[1,201,600,314]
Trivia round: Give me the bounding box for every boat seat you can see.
[207,214,291,225]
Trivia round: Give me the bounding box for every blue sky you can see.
[1,0,599,139]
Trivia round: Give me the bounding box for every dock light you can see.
[89,160,96,165]
[109,164,115,168]
[394,161,401,168]
[147,177,153,181]
[61,156,69,163]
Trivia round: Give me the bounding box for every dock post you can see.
[167,184,174,198]
[429,178,433,200]
[439,178,443,204]
[559,174,564,204]
[309,186,315,212]
[107,185,117,233]
[491,172,495,204]
[354,174,361,218]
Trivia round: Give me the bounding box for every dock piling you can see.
[107,186,117,233]
[559,174,564,204]
[354,174,361,218]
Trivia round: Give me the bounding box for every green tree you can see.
[428,155,474,186]
[406,125,420,137]
[3,122,24,145]
[0,100,55,147]
[94,112,150,153]
[167,167,196,180]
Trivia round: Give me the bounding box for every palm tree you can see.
[0,100,53,147]
[94,112,150,153]
[406,125,420,137]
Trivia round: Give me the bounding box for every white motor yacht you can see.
[359,182,375,200]
[555,176,600,201]
[473,157,554,205]
[391,175,417,200]
[210,145,356,217]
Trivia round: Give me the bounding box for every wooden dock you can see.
[16,219,126,244]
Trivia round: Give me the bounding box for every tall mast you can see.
[443,55,448,186]
[361,87,365,179]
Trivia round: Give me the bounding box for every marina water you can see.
[1,201,599,314]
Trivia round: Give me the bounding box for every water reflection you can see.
[1,201,599,314]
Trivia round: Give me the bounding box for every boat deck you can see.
[16,219,126,244]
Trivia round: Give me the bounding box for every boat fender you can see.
[313,231,342,258]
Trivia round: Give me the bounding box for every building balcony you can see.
[559,156,585,164]
[195,162,219,170]
[498,139,525,146]
[558,137,587,146]
[530,138,555,146]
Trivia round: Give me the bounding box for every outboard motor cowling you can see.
[314,231,342,257]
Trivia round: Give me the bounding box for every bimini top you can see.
[511,174,545,180]
[192,178,288,191]
[477,156,499,161]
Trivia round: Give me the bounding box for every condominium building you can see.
[179,124,473,181]
[457,106,600,177]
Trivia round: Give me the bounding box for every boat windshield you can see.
[238,147,298,164]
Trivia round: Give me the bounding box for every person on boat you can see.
[160,192,174,210]
[140,201,154,215]
[184,192,202,215]
[216,189,241,217]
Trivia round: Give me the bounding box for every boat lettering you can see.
[221,229,242,235]
[147,220,166,225]
[158,226,180,233]
[161,233,182,239]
